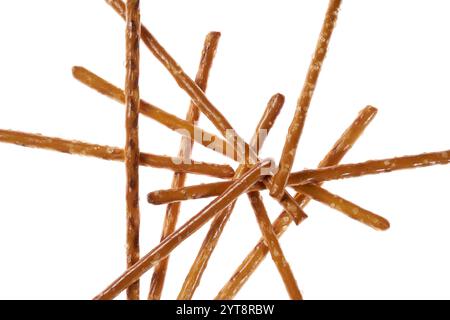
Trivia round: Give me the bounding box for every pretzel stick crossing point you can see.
[216,106,377,299]
[147,148,450,204]
[94,160,273,300]
[177,94,293,300]
[270,0,342,198]
[104,0,305,223]
[124,0,141,300]
[0,129,233,178]
[148,32,221,300]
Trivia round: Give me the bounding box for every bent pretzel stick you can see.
[271,0,342,198]
[103,0,305,224]
[0,129,234,178]
[216,105,376,299]
[147,148,450,204]
[94,159,273,300]
[149,31,221,300]
[177,94,297,299]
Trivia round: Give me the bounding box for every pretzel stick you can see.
[270,0,342,198]
[248,191,303,299]
[177,94,290,299]
[0,129,234,178]
[72,66,237,162]
[148,149,450,204]
[289,150,450,185]
[295,184,389,230]
[216,105,377,299]
[149,32,221,300]
[124,0,141,300]
[93,159,273,300]
[104,0,305,222]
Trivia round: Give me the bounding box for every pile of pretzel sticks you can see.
[1,0,448,300]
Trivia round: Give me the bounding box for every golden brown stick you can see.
[104,0,305,222]
[72,66,237,162]
[93,159,273,300]
[177,94,292,300]
[216,105,377,299]
[148,149,450,204]
[270,0,342,198]
[149,32,221,300]
[295,184,389,230]
[247,191,303,299]
[0,129,234,178]
[290,150,450,185]
[124,0,140,299]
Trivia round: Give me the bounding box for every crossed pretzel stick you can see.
[1,0,448,300]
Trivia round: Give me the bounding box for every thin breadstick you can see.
[124,0,140,299]
[0,129,234,178]
[247,191,303,299]
[148,149,450,204]
[216,105,377,299]
[177,94,287,300]
[270,0,342,198]
[295,184,389,230]
[289,150,450,185]
[72,66,237,162]
[93,159,273,300]
[149,31,221,300]
[103,0,305,223]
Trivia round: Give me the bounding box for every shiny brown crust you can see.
[177,94,285,300]
[93,159,273,300]
[72,66,237,162]
[0,129,233,178]
[270,0,342,198]
[215,105,376,299]
[247,190,303,299]
[148,32,221,300]
[124,0,140,300]
[295,184,390,230]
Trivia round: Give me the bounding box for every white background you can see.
[0,0,449,300]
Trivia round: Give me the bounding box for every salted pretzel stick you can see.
[177,94,292,300]
[295,184,389,230]
[104,0,305,222]
[94,159,273,300]
[124,0,141,300]
[72,66,237,162]
[290,150,450,185]
[270,0,342,198]
[149,32,221,300]
[148,149,450,204]
[248,191,303,299]
[216,105,377,299]
[0,129,234,178]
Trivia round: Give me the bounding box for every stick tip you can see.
[72,66,84,78]
[208,31,221,38]
[373,217,390,231]
[365,105,378,114]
